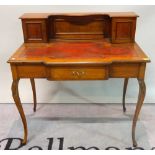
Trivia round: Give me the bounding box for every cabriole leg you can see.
[132,79,146,147]
[30,78,37,112]
[122,78,128,112]
[12,79,28,144]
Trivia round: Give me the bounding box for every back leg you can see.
[122,78,129,112]
[30,78,37,112]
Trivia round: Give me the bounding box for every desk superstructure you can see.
[8,12,150,147]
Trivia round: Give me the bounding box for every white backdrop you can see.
[0,5,155,103]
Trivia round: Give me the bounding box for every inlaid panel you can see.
[26,23,42,39]
[22,19,48,43]
[116,22,131,39]
[111,17,136,43]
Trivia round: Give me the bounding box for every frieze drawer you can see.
[47,66,109,80]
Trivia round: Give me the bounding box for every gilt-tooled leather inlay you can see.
[19,42,138,59]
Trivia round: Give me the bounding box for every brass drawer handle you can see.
[72,71,85,76]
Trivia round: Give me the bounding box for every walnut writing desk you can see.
[8,12,150,147]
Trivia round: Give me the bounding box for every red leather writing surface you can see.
[19,42,137,59]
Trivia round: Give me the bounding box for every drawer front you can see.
[47,66,108,80]
[109,63,140,78]
[16,65,46,78]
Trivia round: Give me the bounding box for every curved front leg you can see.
[12,79,28,144]
[122,78,128,112]
[30,78,37,112]
[132,79,146,147]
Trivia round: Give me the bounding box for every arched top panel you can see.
[48,14,111,40]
